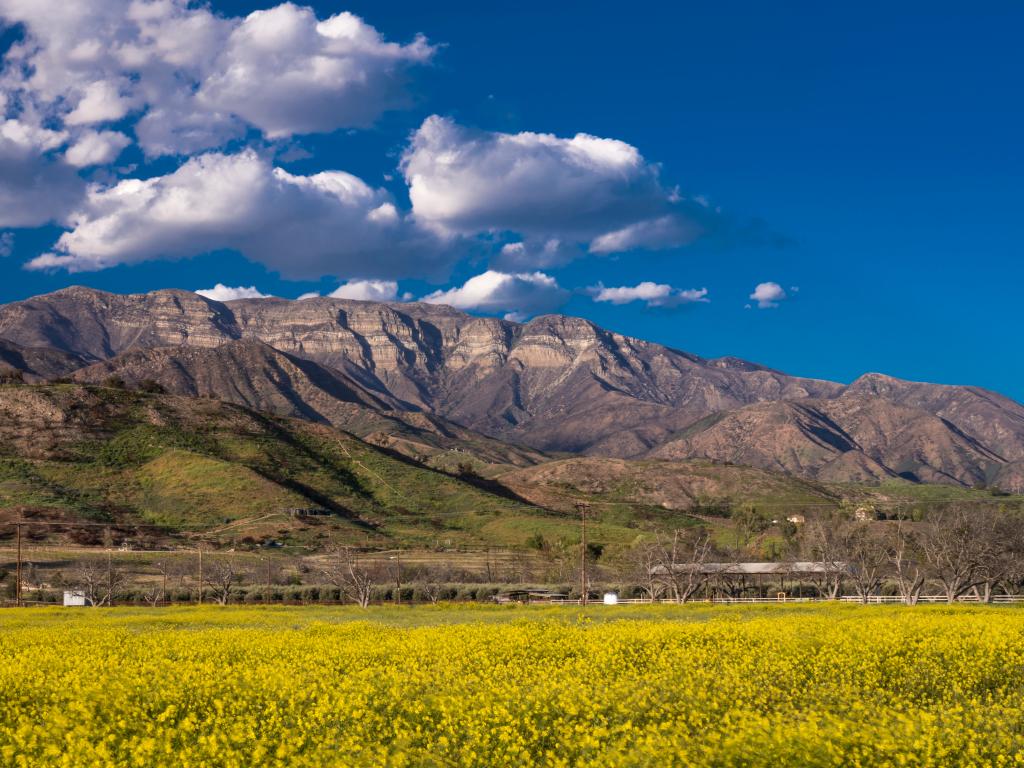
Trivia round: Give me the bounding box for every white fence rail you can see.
[545,595,1024,605]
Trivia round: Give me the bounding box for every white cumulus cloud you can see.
[0,0,436,156]
[64,129,131,167]
[328,279,400,301]
[0,2,766,294]
[64,80,133,126]
[590,282,709,308]
[749,281,788,309]
[26,150,452,279]
[195,284,269,302]
[401,116,707,256]
[198,5,435,139]
[422,270,569,318]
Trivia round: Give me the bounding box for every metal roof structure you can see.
[652,561,846,576]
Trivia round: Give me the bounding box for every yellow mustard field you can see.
[3,604,1024,767]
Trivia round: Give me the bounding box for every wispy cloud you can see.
[590,281,709,308]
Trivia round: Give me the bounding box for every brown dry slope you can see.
[497,456,842,514]
[70,340,548,471]
[650,394,1012,488]
[0,339,87,380]
[0,286,842,445]
[1,286,1023,489]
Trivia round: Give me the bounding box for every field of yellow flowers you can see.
[3,603,1024,766]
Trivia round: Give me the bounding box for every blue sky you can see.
[0,1,1021,399]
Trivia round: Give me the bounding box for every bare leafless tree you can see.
[629,541,665,601]
[321,548,375,608]
[844,524,888,603]
[971,508,1024,602]
[650,528,713,603]
[71,557,128,607]
[23,562,42,594]
[888,519,926,605]
[418,565,452,604]
[919,506,987,603]
[139,559,175,607]
[799,515,848,600]
[207,559,242,605]
[141,582,163,607]
[72,561,107,607]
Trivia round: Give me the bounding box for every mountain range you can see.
[1,286,1022,492]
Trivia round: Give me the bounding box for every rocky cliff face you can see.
[0,286,842,434]
[2,286,1022,490]
[70,338,395,415]
[649,395,1015,488]
[68,339,548,470]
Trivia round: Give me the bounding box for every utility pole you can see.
[107,548,113,607]
[576,501,590,606]
[395,549,402,605]
[15,520,22,608]
[197,546,204,605]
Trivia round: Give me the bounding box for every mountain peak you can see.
[0,287,1022,489]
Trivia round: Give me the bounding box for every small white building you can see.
[603,592,619,605]
[63,590,89,607]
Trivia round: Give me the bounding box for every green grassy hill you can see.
[0,384,580,551]
[1,383,1017,559]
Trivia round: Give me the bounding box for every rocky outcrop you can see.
[70,339,395,417]
[845,373,1024,462]
[0,286,843,443]
[69,339,548,470]
[650,394,1008,487]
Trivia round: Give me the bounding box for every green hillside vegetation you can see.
[0,384,566,549]
[0,384,693,552]
[1,384,1017,557]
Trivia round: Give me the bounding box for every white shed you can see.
[63,590,88,607]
